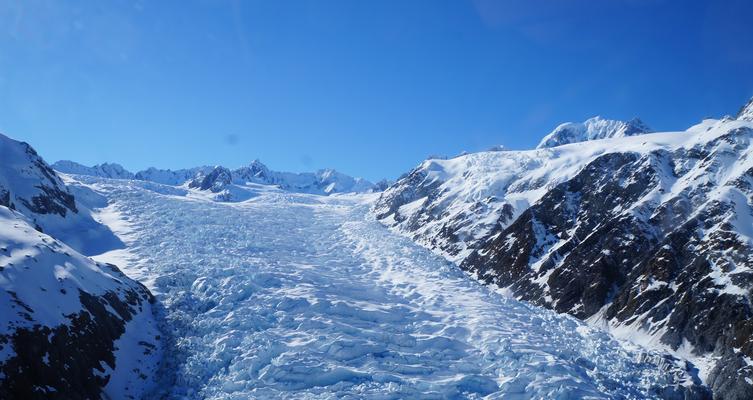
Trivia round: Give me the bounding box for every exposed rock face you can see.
[536,116,652,149]
[188,166,233,192]
[375,111,753,399]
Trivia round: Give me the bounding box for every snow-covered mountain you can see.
[52,160,135,179]
[54,159,377,197]
[536,116,652,149]
[0,135,160,398]
[375,99,753,399]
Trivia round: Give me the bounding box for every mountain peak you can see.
[188,166,232,192]
[536,116,653,149]
[737,96,753,122]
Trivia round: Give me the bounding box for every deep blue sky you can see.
[1,1,752,181]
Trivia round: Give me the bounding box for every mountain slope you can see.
[0,133,161,399]
[0,207,161,399]
[375,104,753,399]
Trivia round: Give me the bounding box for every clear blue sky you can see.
[1,1,752,181]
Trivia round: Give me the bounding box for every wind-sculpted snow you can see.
[87,179,707,399]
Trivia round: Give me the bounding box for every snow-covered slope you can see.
[0,134,123,255]
[55,159,377,197]
[0,204,160,399]
[536,116,652,149]
[375,100,753,399]
[0,133,161,398]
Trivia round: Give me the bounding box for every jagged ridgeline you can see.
[375,98,753,399]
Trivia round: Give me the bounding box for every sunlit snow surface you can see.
[85,179,698,399]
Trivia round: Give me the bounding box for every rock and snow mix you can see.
[376,103,753,398]
[0,207,161,399]
[73,177,708,399]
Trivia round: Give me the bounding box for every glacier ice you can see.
[84,178,704,399]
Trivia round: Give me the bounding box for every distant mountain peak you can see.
[188,166,232,192]
[53,160,134,179]
[536,116,653,149]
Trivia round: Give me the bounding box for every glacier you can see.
[68,176,708,399]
